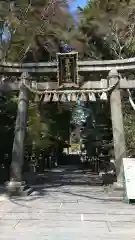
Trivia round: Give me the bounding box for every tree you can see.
[77,0,135,154]
[0,0,80,180]
[2,0,76,62]
[77,0,135,59]
[0,93,17,182]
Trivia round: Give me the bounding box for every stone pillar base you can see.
[112,181,124,191]
[5,181,25,196]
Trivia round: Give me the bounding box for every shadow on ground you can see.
[24,165,103,186]
[20,165,118,200]
[0,165,119,202]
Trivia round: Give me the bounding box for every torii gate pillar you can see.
[108,69,126,189]
[6,73,29,195]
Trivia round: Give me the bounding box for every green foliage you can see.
[77,0,135,153]
[77,0,135,59]
[0,93,17,179]
[122,94,135,155]
[0,0,78,178]
[26,100,71,152]
[27,101,50,149]
[3,0,77,62]
[1,0,135,178]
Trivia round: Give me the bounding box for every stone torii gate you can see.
[1,52,135,194]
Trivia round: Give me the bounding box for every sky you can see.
[70,0,87,11]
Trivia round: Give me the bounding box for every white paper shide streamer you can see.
[89,92,96,101]
[100,92,107,100]
[127,89,135,111]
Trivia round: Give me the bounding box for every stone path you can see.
[0,167,135,239]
